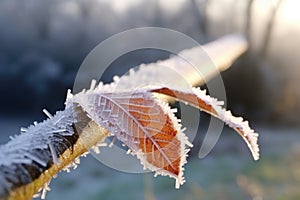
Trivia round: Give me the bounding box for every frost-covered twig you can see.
[0,101,109,199]
[0,34,249,200]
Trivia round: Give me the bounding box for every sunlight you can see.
[278,0,300,24]
[99,0,140,14]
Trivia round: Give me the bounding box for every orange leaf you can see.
[151,87,259,161]
[74,90,192,188]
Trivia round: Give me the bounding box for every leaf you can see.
[73,77,259,189]
[150,87,260,161]
[74,90,192,188]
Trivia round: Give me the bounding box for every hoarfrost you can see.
[0,105,75,167]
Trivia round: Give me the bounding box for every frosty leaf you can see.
[74,90,192,188]
[150,87,260,160]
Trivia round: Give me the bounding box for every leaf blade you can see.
[151,87,260,160]
[74,90,192,188]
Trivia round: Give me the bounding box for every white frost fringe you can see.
[191,87,259,160]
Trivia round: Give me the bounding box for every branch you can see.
[0,34,248,200]
[163,34,248,86]
[0,103,109,199]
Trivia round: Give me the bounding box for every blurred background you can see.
[0,0,300,199]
